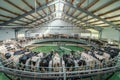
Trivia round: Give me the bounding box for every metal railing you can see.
[20,38,99,48]
[0,65,119,79]
[0,56,119,79]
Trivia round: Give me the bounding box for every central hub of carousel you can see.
[0,34,120,80]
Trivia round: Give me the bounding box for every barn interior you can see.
[0,0,120,80]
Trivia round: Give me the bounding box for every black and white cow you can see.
[39,51,53,72]
[63,54,75,71]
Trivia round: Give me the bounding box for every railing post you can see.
[115,29,120,48]
[119,30,120,49]
[116,52,120,67]
[63,64,66,80]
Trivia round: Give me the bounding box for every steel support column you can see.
[98,29,103,40]
[25,30,29,37]
[14,29,20,39]
[119,30,120,49]
[115,29,120,49]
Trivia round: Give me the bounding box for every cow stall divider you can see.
[0,54,119,79]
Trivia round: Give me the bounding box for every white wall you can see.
[17,29,28,38]
[102,28,119,41]
[87,29,99,39]
[102,28,120,48]
[91,33,99,39]
[81,33,91,38]
[0,29,15,41]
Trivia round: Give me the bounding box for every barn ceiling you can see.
[0,0,120,29]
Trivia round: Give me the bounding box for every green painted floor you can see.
[0,73,9,80]
[32,46,85,57]
[109,72,120,80]
[32,46,84,53]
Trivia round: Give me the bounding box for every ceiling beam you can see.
[79,15,88,20]
[89,20,101,24]
[12,22,26,25]
[70,9,76,16]
[89,15,120,24]
[17,20,29,24]
[36,0,47,15]
[0,14,13,19]
[5,0,38,20]
[66,0,74,13]
[71,0,86,16]
[35,18,54,27]
[62,12,103,30]
[77,0,86,7]
[4,0,27,13]
[25,12,56,26]
[91,22,105,25]
[61,17,98,30]
[36,0,44,17]
[0,0,59,26]
[85,18,93,22]
[98,6,120,16]
[74,0,86,17]
[36,12,42,17]
[60,0,119,27]
[85,0,100,10]
[104,14,120,20]
[22,0,34,9]
[110,20,120,23]
[60,17,79,27]
[0,7,20,16]
[55,11,102,30]
[92,0,118,13]
[21,0,38,19]
[0,20,7,22]
[66,6,71,13]
[79,0,100,20]
[46,0,51,20]
[46,0,52,13]
[24,17,33,21]
[31,18,56,28]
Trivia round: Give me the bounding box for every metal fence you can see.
[0,55,119,79]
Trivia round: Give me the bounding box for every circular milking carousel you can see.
[0,35,120,80]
